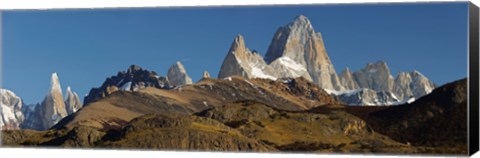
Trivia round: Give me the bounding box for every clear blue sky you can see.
[2,2,469,104]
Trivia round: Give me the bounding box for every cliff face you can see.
[265,15,344,91]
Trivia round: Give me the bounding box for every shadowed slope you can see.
[346,78,468,154]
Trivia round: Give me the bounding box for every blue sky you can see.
[2,2,469,104]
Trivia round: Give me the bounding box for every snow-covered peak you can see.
[218,35,277,80]
[0,88,25,129]
[50,72,62,95]
[1,88,17,98]
[66,86,72,96]
[365,61,389,73]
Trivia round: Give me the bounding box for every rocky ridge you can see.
[84,65,171,105]
[217,15,435,106]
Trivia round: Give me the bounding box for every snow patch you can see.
[324,88,364,96]
[120,82,132,91]
[251,67,277,80]
[407,98,416,104]
[277,57,306,72]
[203,101,208,107]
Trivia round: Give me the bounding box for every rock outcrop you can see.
[167,61,193,87]
[202,71,210,79]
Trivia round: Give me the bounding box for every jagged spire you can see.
[229,34,247,55]
[50,72,62,95]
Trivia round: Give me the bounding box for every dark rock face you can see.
[84,65,171,105]
[347,78,468,153]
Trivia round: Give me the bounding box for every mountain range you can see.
[1,68,467,154]
[218,15,435,105]
[1,73,83,130]
[0,15,467,154]
[0,15,437,130]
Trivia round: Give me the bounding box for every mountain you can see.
[37,72,69,129]
[167,61,193,87]
[215,15,436,106]
[84,65,171,105]
[346,78,467,154]
[18,73,83,130]
[218,16,345,91]
[64,86,82,114]
[265,15,344,91]
[2,71,468,153]
[332,61,435,105]
[1,82,407,152]
[218,35,277,80]
[393,71,435,100]
[54,76,341,131]
[352,61,395,92]
[339,67,359,90]
[0,89,25,129]
[21,73,68,130]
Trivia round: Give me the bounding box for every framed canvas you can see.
[0,1,479,157]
